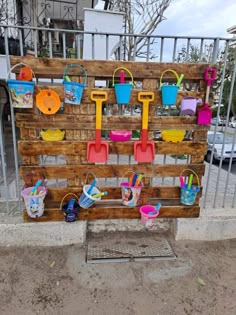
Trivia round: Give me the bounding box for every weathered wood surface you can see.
[12,57,212,222]
[10,56,214,80]
[20,164,205,179]
[18,140,207,156]
[23,205,200,222]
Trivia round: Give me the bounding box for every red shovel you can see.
[87,91,108,163]
[134,92,155,162]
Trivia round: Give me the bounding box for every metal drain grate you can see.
[86,237,176,263]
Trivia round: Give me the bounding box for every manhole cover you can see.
[86,237,176,263]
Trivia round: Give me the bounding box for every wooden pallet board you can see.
[11,56,213,222]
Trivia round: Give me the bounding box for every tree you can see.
[110,0,172,60]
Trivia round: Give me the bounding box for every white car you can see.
[205,131,236,163]
[229,120,236,128]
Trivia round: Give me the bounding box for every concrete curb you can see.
[0,221,87,246]
[175,217,236,241]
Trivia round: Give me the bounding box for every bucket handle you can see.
[120,170,143,186]
[6,62,36,81]
[63,64,87,86]
[60,192,79,212]
[82,171,99,187]
[112,67,134,86]
[160,69,179,87]
[179,168,200,188]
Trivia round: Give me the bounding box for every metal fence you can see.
[1,24,236,216]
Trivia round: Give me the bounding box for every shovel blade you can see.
[87,141,109,163]
[134,141,155,162]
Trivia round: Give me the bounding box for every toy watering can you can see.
[180,97,202,116]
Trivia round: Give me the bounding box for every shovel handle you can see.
[91,91,108,102]
[204,67,217,87]
[141,129,148,152]
[138,92,154,130]
[95,129,101,152]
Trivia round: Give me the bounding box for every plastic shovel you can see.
[87,91,108,163]
[134,92,155,162]
[204,67,217,104]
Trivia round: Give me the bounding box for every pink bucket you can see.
[139,205,160,228]
[120,182,142,207]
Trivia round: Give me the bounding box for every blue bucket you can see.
[63,64,87,105]
[180,185,200,205]
[161,85,179,105]
[63,81,85,105]
[160,69,180,106]
[114,83,132,104]
[112,67,133,105]
[7,80,35,108]
[79,184,101,209]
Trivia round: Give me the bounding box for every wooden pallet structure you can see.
[10,56,213,222]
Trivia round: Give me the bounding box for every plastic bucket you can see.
[79,184,101,209]
[7,80,35,108]
[112,67,133,105]
[63,64,87,105]
[114,83,132,104]
[179,169,200,205]
[180,185,200,205]
[63,81,85,105]
[139,205,160,228]
[120,182,142,207]
[160,69,180,106]
[21,186,47,218]
[161,85,178,105]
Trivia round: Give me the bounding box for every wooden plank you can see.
[20,164,205,179]
[23,204,200,222]
[18,140,207,156]
[44,186,202,205]
[16,114,209,131]
[10,56,214,80]
[33,85,205,106]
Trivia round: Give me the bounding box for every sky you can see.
[151,0,236,38]
[96,0,236,38]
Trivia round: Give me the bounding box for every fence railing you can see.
[0,24,236,216]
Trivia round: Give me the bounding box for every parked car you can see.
[211,117,227,126]
[229,120,236,128]
[205,131,236,163]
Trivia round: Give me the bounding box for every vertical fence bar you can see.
[212,38,219,63]
[106,34,109,60]
[199,39,204,60]
[62,33,66,58]
[76,34,81,59]
[133,36,137,61]
[4,27,21,211]
[186,38,190,59]
[48,31,53,58]
[34,29,38,57]
[19,29,24,56]
[146,37,150,62]
[172,37,177,62]
[0,103,9,212]
[92,34,95,60]
[160,37,164,62]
